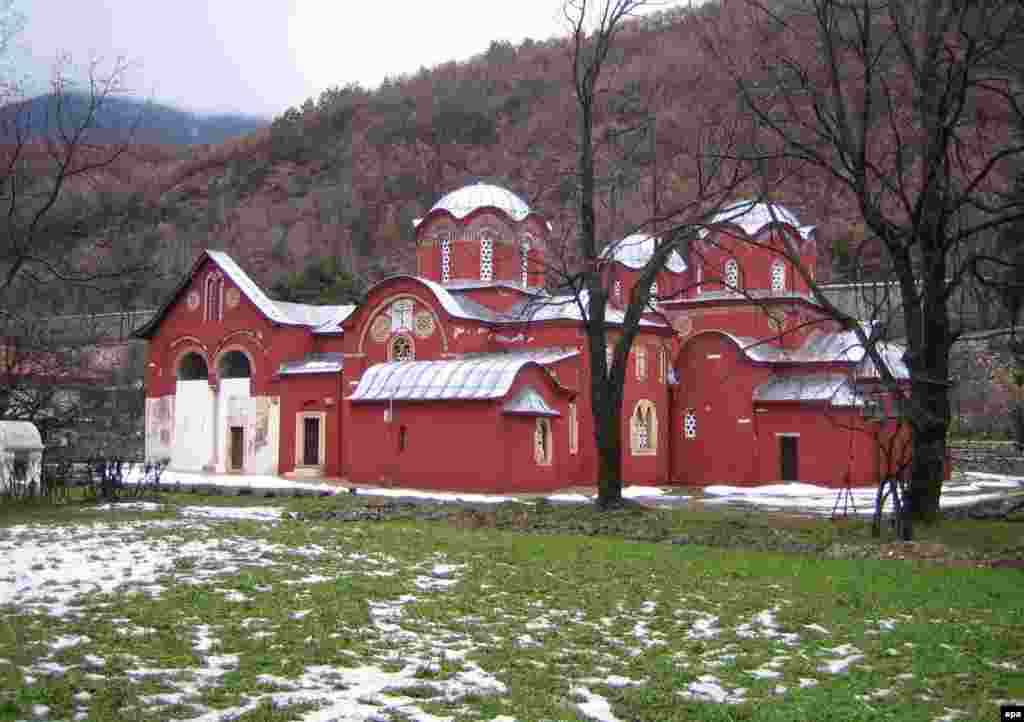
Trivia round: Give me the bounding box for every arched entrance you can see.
[216,350,253,473]
[172,350,215,472]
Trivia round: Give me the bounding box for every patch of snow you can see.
[678,674,746,704]
[572,685,625,722]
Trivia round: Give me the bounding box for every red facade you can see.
[137,185,921,491]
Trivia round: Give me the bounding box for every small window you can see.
[649,281,659,309]
[390,334,415,362]
[534,418,552,465]
[569,402,578,455]
[684,410,697,439]
[205,273,223,322]
[658,347,667,384]
[636,345,647,381]
[398,425,408,452]
[771,259,786,293]
[520,237,531,287]
[631,400,657,455]
[606,344,614,375]
[724,258,740,292]
[480,236,494,281]
[613,279,622,305]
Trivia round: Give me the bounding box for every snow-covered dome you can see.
[709,200,815,240]
[428,182,533,222]
[602,234,687,274]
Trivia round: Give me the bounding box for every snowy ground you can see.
[135,465,1023,517]
[1,499,1019,721]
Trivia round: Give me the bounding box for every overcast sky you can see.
[9,0,674,119]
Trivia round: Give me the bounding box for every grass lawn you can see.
[0,493,1021,722]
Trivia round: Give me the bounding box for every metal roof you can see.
[502,386,561,417]
[273,301,356,329]
[753,373,861,407]
[704,200,815,240]
[278,353,344,376]
[425,182,533,223]
[502,290,669,328]
[206,251,298,326]
[601,233,687,274]
[349,349,578,402]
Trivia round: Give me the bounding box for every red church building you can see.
[135,183,911,492]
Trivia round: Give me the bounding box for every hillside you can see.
[8,92,268,146]
[26,2,902,312]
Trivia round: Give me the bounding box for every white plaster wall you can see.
[216,377,251,473]
[172,380,215,471]
[145,395,175,462]
[246,396,280,475]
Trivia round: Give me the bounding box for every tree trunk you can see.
[906,383,948,522]
[595,392,624,508]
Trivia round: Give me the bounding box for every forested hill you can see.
[52,1,873,313]
[9,92,268,146]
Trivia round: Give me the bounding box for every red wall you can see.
[278,372,344,477]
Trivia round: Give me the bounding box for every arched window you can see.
[649,281,659,309]
[569,402,578,455]
[440,234,452,283]
[770,259,786,293]
[177,352,209,380]
[534,418,552,465]
[480,236,494,281]
[684,409,697,439]
[724,258,740,293]
[205,273,224,322]
[218,350,252,379]
[658,347,667,383]
[631,400,657,455]
[635,345,647,381]
[389,334,415,362]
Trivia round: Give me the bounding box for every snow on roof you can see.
[278,353,344,376]
[503,290,669,328]
[273,301,356,329]
[502,385,561,417]
[601,234,687,274]
[0,421,43,450]
[753,373,861,406]
[205,251,296,326]
[706,200,815,240]
[422,182,534,224]
[349,349,577,402]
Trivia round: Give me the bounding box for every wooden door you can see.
[780,436,798,481]
[230,427,244,471]
[303,417,321,466]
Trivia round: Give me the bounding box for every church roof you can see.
[349,348,577,402]
[753,373,861,406]
[133,250,357,339]
[704,200,816,240]
[421,182,533,224]
[502,385,561,417]
[278,353,344,376]
[601,234,687,274]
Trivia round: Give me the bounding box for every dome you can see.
[709,200,814,240]
[428,182,533,222]
[602,234,687,274]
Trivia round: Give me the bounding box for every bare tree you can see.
[707,0,1024,524]
[561,0,755,506]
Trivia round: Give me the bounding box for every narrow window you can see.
[205,274,223,321]
[649,280,659,309]
[606,344,614,374]
[398,425,407,452]
[613,279,622,305]
[636,345,647,381]
[569,402,578,455]
[724,258,740,292]
[534,418,552,465]
[480,236,494,281]
[658,347,667,384]
[440,234,452,283]
[630,400,657,455]
[771,259,786,293]
[684,410,697,439]
[520,237,531,286]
